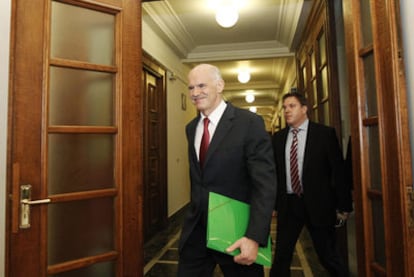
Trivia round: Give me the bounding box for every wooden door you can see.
[343,0,413,275]
[142,54,167,241]
[6,0,143,276]
[296,0,341,133]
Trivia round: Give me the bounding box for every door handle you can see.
[20,184,51,229]
[21,199,51,205]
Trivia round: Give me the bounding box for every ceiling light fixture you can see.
[249,107,257,113]
[245,93,255,103]
[215,5,239,28]
[238,69,251,83]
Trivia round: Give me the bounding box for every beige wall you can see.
[401,0,414,176]
[0,0,11,276]
[142,20,195,216]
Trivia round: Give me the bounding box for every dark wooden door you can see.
[6,0,143,276]
[143,56,167,241]
[343,0,413,275]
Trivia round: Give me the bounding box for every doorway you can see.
[142,53,168,242]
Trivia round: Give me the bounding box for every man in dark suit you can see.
[177,64,277,277]
[269,92,353,277]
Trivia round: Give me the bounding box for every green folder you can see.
[206,192,272,267]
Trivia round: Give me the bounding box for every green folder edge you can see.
[206,192,272,267]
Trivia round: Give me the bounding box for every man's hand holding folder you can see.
[226,236,259,266]
[207,192,272,267]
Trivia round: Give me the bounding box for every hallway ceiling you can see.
[142,0,313,126]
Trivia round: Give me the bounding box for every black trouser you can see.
[270,195,347,277]
[178,223,264,277]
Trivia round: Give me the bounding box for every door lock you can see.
[20,184,51,229]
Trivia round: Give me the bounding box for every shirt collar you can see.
[290,119,309,132]
[200,100,227,126]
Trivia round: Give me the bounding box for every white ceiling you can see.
[142,0,313,124]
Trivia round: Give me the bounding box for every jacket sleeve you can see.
[328,127,353,213]
[244,115,278,246]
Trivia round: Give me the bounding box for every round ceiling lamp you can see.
[238,69,251,83]
[245,93,255,103]
[249,107,257,113]
[215,6,239,28]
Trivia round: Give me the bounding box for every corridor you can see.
[143,209,330,277]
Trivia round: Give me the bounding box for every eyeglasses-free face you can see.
[282,96,308,128]
[187,65,224,116]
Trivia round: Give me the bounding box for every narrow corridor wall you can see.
[142,20,196,217]
[400,0,414,178]
[0,1,12,276]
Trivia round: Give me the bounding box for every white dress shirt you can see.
[194,100,227,160]
[285,119,309,194]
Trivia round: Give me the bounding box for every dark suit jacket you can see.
[272,121,353,226]
[179,103,277,251]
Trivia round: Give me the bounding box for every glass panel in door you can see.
[358,0,386,273]
[50,2,115,65]
[49,67,115,126]
[48,134,114,194]
[363,53,378,117]
[47,1,118,275]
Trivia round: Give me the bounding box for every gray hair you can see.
[192,63,223,81]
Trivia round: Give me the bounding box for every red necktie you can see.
[199,117,210,168]
[290,128,302,195]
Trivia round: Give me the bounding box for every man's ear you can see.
[303,105,308,113]
[302,105,308,117]
[217,79,225,93]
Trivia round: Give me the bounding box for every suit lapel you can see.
[280,128,289,181]
[187,116,201,170]
[303,121,314,173]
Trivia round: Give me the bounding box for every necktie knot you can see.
[292,128,299,136]
[203,117,210,129]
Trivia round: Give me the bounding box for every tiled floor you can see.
[143,208,329,277]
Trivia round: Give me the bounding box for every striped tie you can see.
[290,128,302,195]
